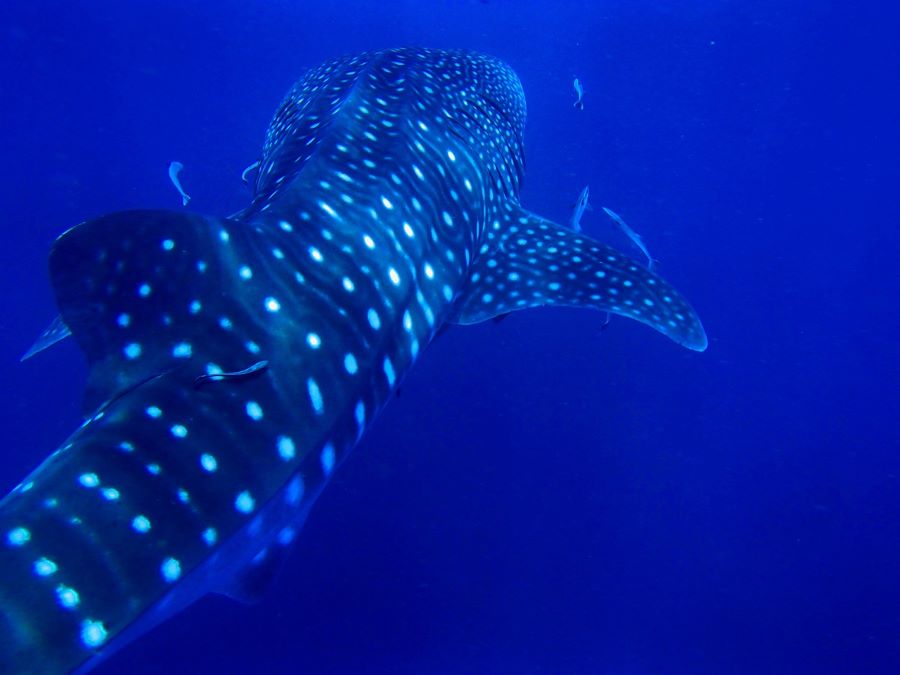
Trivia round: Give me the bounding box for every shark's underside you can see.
[0,47,705,673]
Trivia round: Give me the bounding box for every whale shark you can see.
[0,47,706,673]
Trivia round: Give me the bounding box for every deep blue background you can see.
[1,1,898,673]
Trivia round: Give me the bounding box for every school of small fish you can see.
[568,76,657,273]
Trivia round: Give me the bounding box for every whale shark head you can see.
[0,47,705,673]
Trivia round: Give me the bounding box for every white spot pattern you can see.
[81,619,108,648]
[161,557,181,582]
[235,491,256,514]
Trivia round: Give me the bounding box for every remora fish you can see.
[573,76,584,110]
[241,160,261,186]
[167,161,191,206]
[570,185,591,232]
[0,48,706,673]
[602,206,655,271]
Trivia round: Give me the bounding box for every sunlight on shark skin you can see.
[0,47,707,673]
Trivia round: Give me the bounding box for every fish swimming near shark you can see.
[569,185,591,232]
[573,77,584,110]
[167,161,191,206]
[602,206,656,271]
[241,160,261,186]
[0,47,706,673]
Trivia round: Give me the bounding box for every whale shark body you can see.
[0,48,706,672]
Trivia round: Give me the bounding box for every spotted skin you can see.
[450,209,707,349]
[0,48,705,673]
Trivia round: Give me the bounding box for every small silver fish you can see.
[569,185,590,232]
[602,207,655,271]
[168,160,191,206]
[573,77,584,110]
[241,160,260,184]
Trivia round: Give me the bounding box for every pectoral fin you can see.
[449,208,707,351]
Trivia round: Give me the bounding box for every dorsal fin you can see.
[449,208,707,351]
[49,209,243,413]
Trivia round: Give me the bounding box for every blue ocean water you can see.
[1,1,897,673]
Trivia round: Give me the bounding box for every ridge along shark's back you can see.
[246,48,527,214]
[0,47,705,674]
